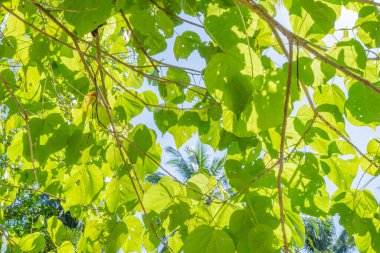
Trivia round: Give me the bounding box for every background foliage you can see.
[1,0,380,252]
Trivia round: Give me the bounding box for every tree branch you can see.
[277,40,294,253]
[0,183,62,200]
[270,26,289,59]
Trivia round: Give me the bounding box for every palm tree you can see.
[146,141,228,192]
[300,215,356,253]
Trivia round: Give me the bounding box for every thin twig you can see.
[287,115,316,157]
[270,26,289,59]
[120,10,159,72]
[0,76,39,186]
[151,59,203,74]
[0,183,62,199]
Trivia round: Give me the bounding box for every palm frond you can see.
[301,215,357,253]
[302,216,334,252]
[209,156,226,177]
[195,142,209,171]
[332,229,356,253]
[165,146,194,180]
[145,172,165,184]
[184,146,199,172]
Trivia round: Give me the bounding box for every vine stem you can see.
[0,76,39,187]
[278,40,294,253]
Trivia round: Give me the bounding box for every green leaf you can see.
[301,0,337,35]
[183,225,235,253]
[106,145,123,169]
[367,138,380,155]
[156,10,174,38]
[327,38,367,71]
[331,190,378,236]
[126,71,143,89]
[174,31,201,60]
[114,0,126,11]
[143,177,176,213]
[321,156,358,190]
[106,176,138,212]
[104,218,129,253]
[47,216,66,246]
[63,165,103,206]
[221,68,292,136]
[187,174,216,195]
[105,177,123,212]
[289,0,337,40]
[247,225,278,253]
[346,82,380,125]
[140,90,159,105]
[285,211,305,248]
[122,216,143,252]
[154,109,178,134]
[355,230,380,253]
[0,36,17,59]
[356,6,380,48]
[204,6,253,50]
[168,111,200,148]
[126,124,154,163]
[313,84,346,113]
[205,51,253,116]
[62,0,113,36]
[29,35,50,62]
[20,232,46,253]
[7,130,24,163]
[114,92,144,122]
[57,241,75,253]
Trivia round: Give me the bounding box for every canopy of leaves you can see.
[0,0,380,252]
